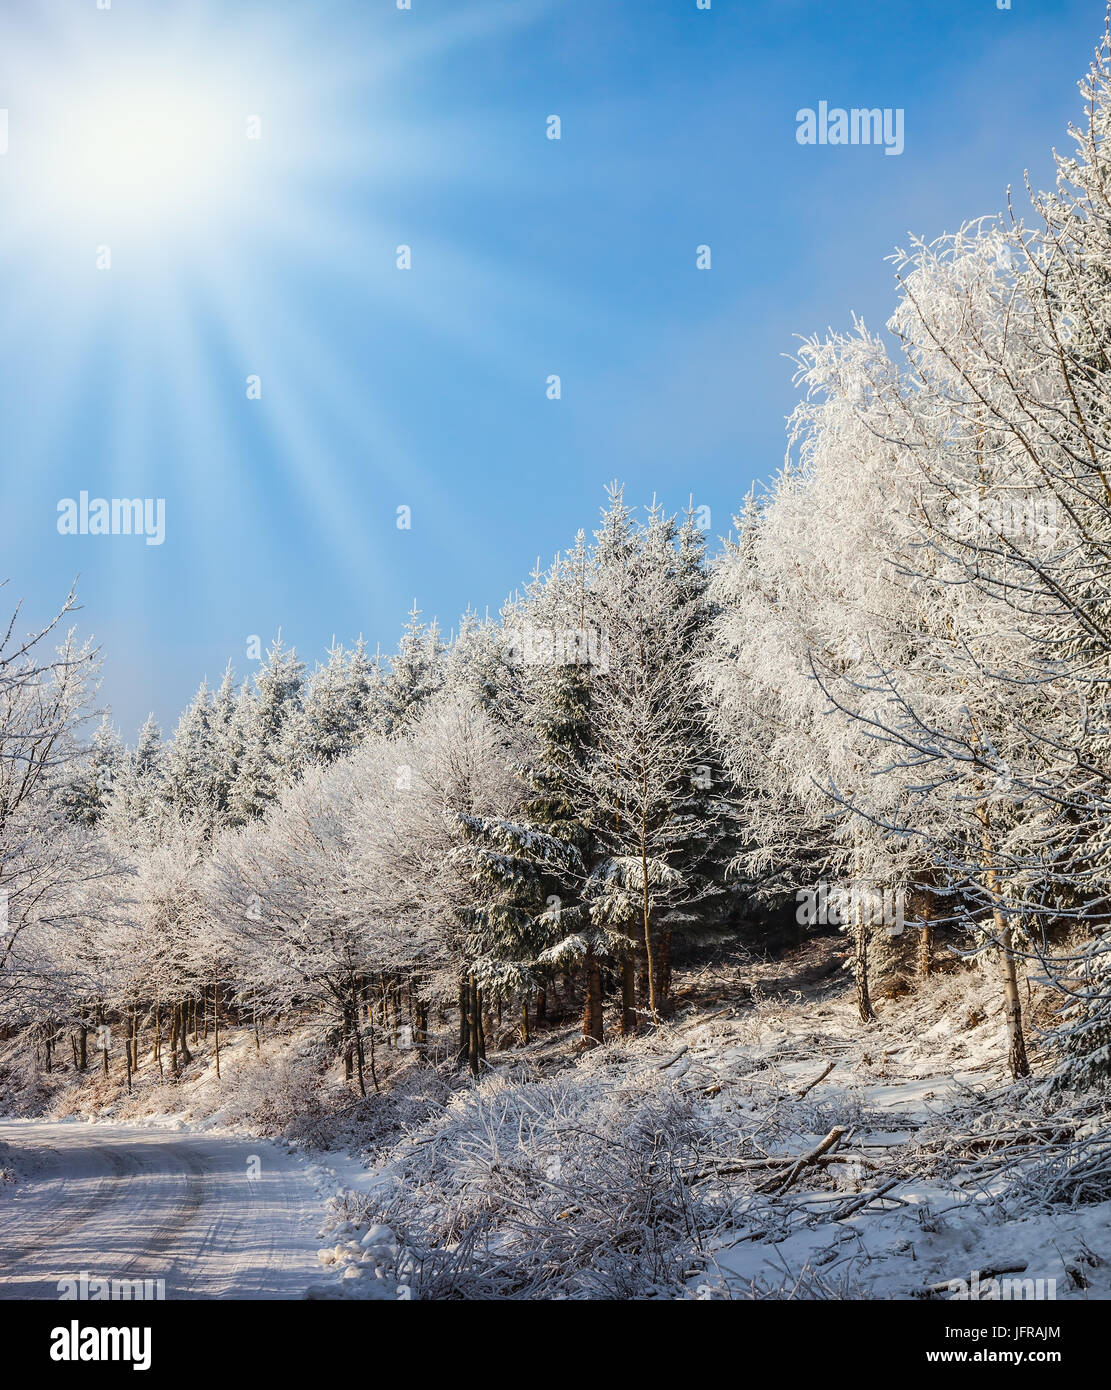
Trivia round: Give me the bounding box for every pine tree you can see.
[1055,933,1111,1091]
[59,712,123,829]
[227,638,305,824]
[104,714,165,845]
[567,491,723,1027]
[209,662,239,817]
[287,638,385,770]
[453,534,609,1046]
[162,681,216,820]
[380,604,445,736]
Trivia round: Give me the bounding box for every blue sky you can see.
[0,0,1101,738]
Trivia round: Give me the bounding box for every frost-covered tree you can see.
[564,495,724,1026]
[59,711,123,829]
[455,539,605,1044]
[700,29,1111,1076]
[376,689,524,1072]
[379,604,445,737]
[162,682,219,825]
[227,637,305,825]
[458,491,726,1044]
[0,583,109,1025]
[211,689,519,1084]
[103,714,165,848]
[285,638,382,771]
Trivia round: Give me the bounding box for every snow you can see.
[2,938,1108,1301]
[0,1119,327,1300]
[673,953,1111,1299]
[277,939,1111,1299]
[704,1186,1111,1300]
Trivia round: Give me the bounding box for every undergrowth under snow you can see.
[5,937,1109,1301]
[307,946,1111,1299]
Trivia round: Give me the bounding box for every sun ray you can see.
[0,0,561,711]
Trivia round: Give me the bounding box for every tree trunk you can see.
[619,952,637,1035]
[639,827,659,1023]
[999,924,1031,1079]
[457,975,469,1067]
[855,904,877,1024]
[978,814,1030,1079]
[353,1015,367,1099]
[657,925,673,1005]
[212,972,220,1080]
[466,973,482,1075]
[581,948,603,1048]
[367,999,380,1093]
[918,920,934,977]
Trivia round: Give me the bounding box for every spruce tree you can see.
[59,711,123,829]
[227,638,305,824]
[380,604,445,736]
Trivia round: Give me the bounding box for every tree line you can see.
[7,26,1111,1097]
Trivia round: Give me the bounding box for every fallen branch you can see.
[757,1126,846,1195]
[690,1151,881,1183]
[922,1262,1027,1296]
[826,1178,901,1221]
[794,1061,836,1100]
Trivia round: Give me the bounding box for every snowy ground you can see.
[3,935,1109,1300]
[0,1120,327,1299]
[311,938,1111,1298]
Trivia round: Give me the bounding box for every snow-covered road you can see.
[0,1120,326,1299]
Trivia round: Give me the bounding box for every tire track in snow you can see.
[0,1121,326,1299]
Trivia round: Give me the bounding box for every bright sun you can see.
[0,0,520,590]
[43,79,246,233]
[29,68,252,244]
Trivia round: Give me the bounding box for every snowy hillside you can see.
[5,930,1107,1302]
